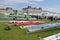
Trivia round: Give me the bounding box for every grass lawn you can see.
[0,20,60,40]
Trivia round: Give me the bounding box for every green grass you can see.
[0,19,60,40]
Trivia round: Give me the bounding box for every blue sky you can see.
[0,0,60,12]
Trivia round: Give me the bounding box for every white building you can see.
[0,7,15,15]
[17,10,23,14]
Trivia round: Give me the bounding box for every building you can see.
[17,10,23,14]
[0,7,16,15]
[13,10,18,14]
[22,6,42,14]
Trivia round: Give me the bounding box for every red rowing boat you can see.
[9,21,44,25]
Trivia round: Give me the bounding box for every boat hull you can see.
[9,21,44,25]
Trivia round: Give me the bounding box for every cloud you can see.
[0,0,44,10]
[0,5,4,6]
[0,0,44,5]
[43,8,60,13]
[0,0,29,5]
[34,0,44,2]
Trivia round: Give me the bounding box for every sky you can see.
[0,0,60,13]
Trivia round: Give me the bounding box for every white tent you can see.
[43,33,60,40]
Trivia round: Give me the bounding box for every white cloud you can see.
[0,0,44,10]
[5,0,28,3]
[44,8,60,13]
[0,0,29,5]
[0,5,4,6]
[34,0,44,2]
[0,0,44,5]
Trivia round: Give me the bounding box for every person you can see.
[37,35,44,40]
[4,26,11,30]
